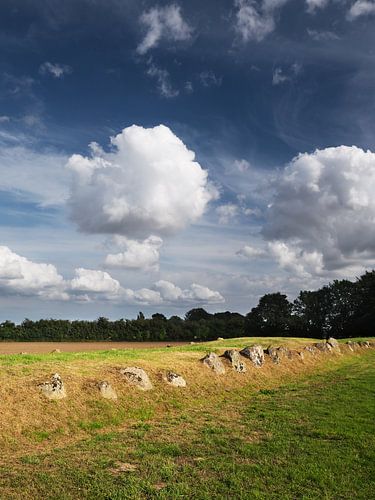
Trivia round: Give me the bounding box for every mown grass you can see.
[0,349,374,499]
[0,336,371,368]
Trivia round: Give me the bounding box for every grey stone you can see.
[201,352,226,374]
[327,337,340,349]
[39,373,66,400]
[265,346,293,364]
[304,345,317,355]
[265,346,281,364]
[98,381,118,400]
[163,371,187,387]
[50,349,61,354]
[120,367,153,391]
[222,350,246,373]
[359,341,370,348]
[314,342,332,352]
[240,345,264,367]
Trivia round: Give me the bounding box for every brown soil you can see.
[0,341,188,355]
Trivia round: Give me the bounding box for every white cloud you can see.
[216,203,239,224]
[137,4,192,55]
[70,268,121,295]
[347,0,375,19]
[234,0,289,42]
[0,115,10,123]
[153,280,225,304]
[263,145,375,277]
[146,61,179,98]
[104,235,163,270]
[39,62,72,78]
[306,0,329,13]
[67,124,218,239]
[237,245,266,258]
[0,246,68,300]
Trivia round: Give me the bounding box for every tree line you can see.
[0,271,373,342]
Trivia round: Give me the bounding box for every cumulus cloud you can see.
[39,62,72,78]
[0,246,68,300]
[137,4,192,54]
[234,0,289,42]
[67,124,217,239]
[347,0,375,19]
[236,245,266,258]
[70,268,121,295]
[146,61,179,98]
[263,145,375,277]
[104,235,163,270]
[153,280,225,304]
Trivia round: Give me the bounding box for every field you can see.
[0,338,374,499]
[0,341,187,356]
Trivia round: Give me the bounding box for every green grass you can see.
[0,336,371,368]
[0,350,374,499]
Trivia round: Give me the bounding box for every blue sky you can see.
[0,0,375,321]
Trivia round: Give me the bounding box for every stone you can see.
[217,337,224,341]
[98,381,118,400]
[201,352,226,374]
[327,337,340,349]
[314,342,332,352]
[163,371,187,387]
[304,345,317,355]
[39,373,66,400]
[266,346,281,364]
[265,346,292,364]
[222,350,246,373]
[346,341,360,351]
[240,345,264,367]
[120,367,153,391]
[297,351,305,361]
[50,349,61,354]
[359,341,370,348]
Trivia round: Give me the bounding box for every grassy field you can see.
[0,338,374,499]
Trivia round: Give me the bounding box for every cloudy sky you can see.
[0,0,375,321]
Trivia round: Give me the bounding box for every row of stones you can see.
[38,339,373,400]
[39,368,186,401]
[201,338,373,374]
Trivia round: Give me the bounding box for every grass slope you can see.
[0,340,374,499]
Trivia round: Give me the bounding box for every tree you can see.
[245,293,292,336]
[185,308,211,322]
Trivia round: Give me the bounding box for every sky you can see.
[0,0,375,322]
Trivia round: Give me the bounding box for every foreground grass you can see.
[0,350,374,499]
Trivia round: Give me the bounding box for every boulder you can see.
[304,345,317,355]
[265,346,292,364]
[265,346,281,364]
[50,349,61,354]
[163,371,187,387]
[39,373,66,400]
[98,381,118,400]
[346,341,360,351]
[314,342,332,353]
[222,350,246,373]
[201,352,226,374]
[240,345,264,367]
[359,341,370,348]
[297,351,305,361]
[120,367,153,391]
[217,337,224,341]
[327,337,340,349]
